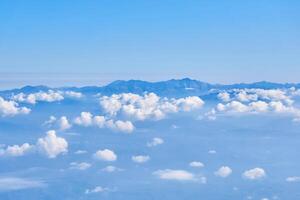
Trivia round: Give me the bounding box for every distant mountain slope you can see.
[1,78,299,97]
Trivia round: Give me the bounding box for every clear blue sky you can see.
[0,0,300,88]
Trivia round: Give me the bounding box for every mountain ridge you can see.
[1,78,299,97]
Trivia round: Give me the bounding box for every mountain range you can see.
[1,78,299,97]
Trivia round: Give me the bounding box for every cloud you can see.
[44,116,57,125]
[0,97,31,117]
[74,112,93,127]
[0,130,68,159]
[208,88,300,121]
[286,176,300,182]
[58,116,72,131]
[228,88,290,102]
[105,120,134,133]
[189,161,204,168]
[12,90,64,104]
[101,165,123,173]
[0,143,34,157]
[45,116,71,131]
[215,166,232,178]
[0,177,45,191]
[208,150,217,154]
[94,149,117,161]
[74,150,87,155]
[153,169,198,181]
[147,137,164,147]
[132,155,150,163]
[235,91,258,102]
[85,186,109,194]
[36,130,68,158]
[99,93,204,121]
[243,168,266,180]
[217,101,249,113]
[218,92,231,102]
[64,91,83,99]
[69,162,91,170]
[74,112,134,133]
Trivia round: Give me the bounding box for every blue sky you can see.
[0,0,300,87]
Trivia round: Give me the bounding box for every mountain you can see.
[97,78,214,96]
[1,78,299,97]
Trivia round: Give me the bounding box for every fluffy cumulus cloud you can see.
[147,137,164,147]
[132,155,150,163]
[0,131,68,159]
[36,130,68,158]
[94,149,117,161]
[215,166,232,178]
[0,143,34,157]
[243,168,266,180]
[0,97,30,117]
[153,169,200,182]
[69,162,91,170]
[218,92,231,102]
[99,93,204,121]
[12,90,64,104]
[206,88,300,121]
[189,161,204,168]
[74,112,134,133]
[12,90,84,105]
[58,116,72,131]
[228,88,291,102]
[44,116,72,131]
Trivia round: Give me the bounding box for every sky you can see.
[0,0,300,88]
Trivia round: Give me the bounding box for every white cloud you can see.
[74,112,93,127]
[243,168,266,180]
[235,91,258,102]
[209,89,300,120]
[286,176,300,182]
[249,101,269,112]
[69,162,91,170]
[218,92,231,102]
[101,165,123,173]
[106,120,134,133]
[0,97,31,117]
[189,161,204,168]
[217,101,249,113]
[74,112,135,133]
[85,186,108,194]
[74,150,87,155]
[147,137,164,147]
[94,149,117,161]
[43,116,71,131]
[208,150,217,154]
[44,116,57,126]
[132,155,150,163]
[153,169,197,181]
[175,96,205,112]
[58,116,72,131]
[215,166,232,178]
[0,143,34,157]
[0,177,45,191]
[12,90,64,104]
[36,130,68,158]
[64,91,83,99]
[99,93,204,121]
